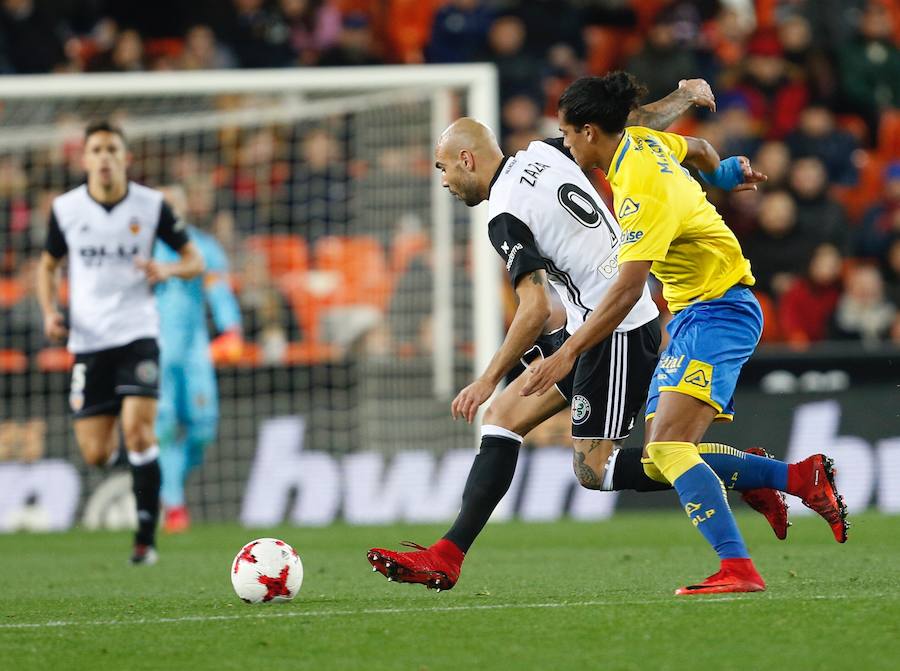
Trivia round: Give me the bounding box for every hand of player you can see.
[43,310,68,343]
[732,156,767,192]
[135,258,172,285]
[678,79,716,112]
[451,377,497,423]
[520,347,576,397]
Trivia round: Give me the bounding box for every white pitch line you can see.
[0,594,850,631]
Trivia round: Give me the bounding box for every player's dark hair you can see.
[558,72,648,134]
[84,120,126,144]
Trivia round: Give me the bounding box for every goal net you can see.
[0,66,502,530]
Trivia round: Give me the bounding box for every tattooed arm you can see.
[627,79,716,131]
[451,269,552,422]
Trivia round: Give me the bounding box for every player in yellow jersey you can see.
[522,72,849,595]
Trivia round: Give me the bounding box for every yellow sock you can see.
[646,441,704,483]
[640,457,669,484]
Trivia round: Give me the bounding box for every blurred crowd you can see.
[1,0,900,366]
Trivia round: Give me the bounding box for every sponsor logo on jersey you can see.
[505,243,524,271]
[659,354,685,373]
[78,244,141,265]
[571,394,591,425]
[618,198,640,219]
[621,230,644,244]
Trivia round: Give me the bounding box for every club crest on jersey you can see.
[129,217,140,234]
[571,395,591,425]
[618,198,639,219]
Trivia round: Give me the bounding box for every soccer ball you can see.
[231,538,304,603]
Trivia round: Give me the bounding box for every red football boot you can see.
[675,558,766,596]
[789,454,849,543]
[163,505,190,534]
[740,447,790,540]
[367,539,463,591]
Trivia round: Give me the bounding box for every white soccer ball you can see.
[231,538,304,603]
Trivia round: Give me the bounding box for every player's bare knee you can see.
[482,404,520,436]
[122,421,155,453]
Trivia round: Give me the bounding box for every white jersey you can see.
[45,182,189,354]
[487,139,658,334]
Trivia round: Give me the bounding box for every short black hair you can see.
[558,72,648,134]
[84,120,126,144]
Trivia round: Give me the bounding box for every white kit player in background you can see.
[36,121,204,565]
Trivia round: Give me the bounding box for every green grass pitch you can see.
[2,511,898,671]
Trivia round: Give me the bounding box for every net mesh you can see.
[0,83,480,523]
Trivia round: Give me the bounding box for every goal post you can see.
[0,65,502,527]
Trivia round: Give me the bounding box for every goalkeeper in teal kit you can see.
[153,214,241,533]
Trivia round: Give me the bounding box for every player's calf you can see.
[572,438,616,490]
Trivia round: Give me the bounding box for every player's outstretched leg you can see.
[690,443,848,542]
[610,445,790,540]
[368,426,521,590]
[647,440,765,595]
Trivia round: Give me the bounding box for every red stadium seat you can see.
[314,235,392,308]
[0,278,25,309]
[0,349,27,374]
[36,347,74,373]
[245,235,309,278]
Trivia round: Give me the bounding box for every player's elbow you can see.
[523,294,552,329]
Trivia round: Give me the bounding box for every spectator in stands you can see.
[318,12,382,66]
[838,1,900,135]
[744,190,814,298]
[0,0,67,74]
[716,93,762,159]
[180,25,236,70]
[786,105,859,185]
[829,264,896,344]
[505,0,584,61]
[778,243,843,345]
[92,28,146,72]
[627,12,699,104]
[0,258,43,356]
[734,30,809,139]
[425,0,493,64]
[777,12,839,107]
[501,95,543,154]
[289,127,349,239]
[480,14,541,103]
[279,0,341,66]
[0,157,31,269]
[383,0,441,64]
[753,140,792,190]
[788,156,849,251]
[218,0,295,69]
[881,237,900,308]
[237,250,302,363]
[856,161,900,258]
